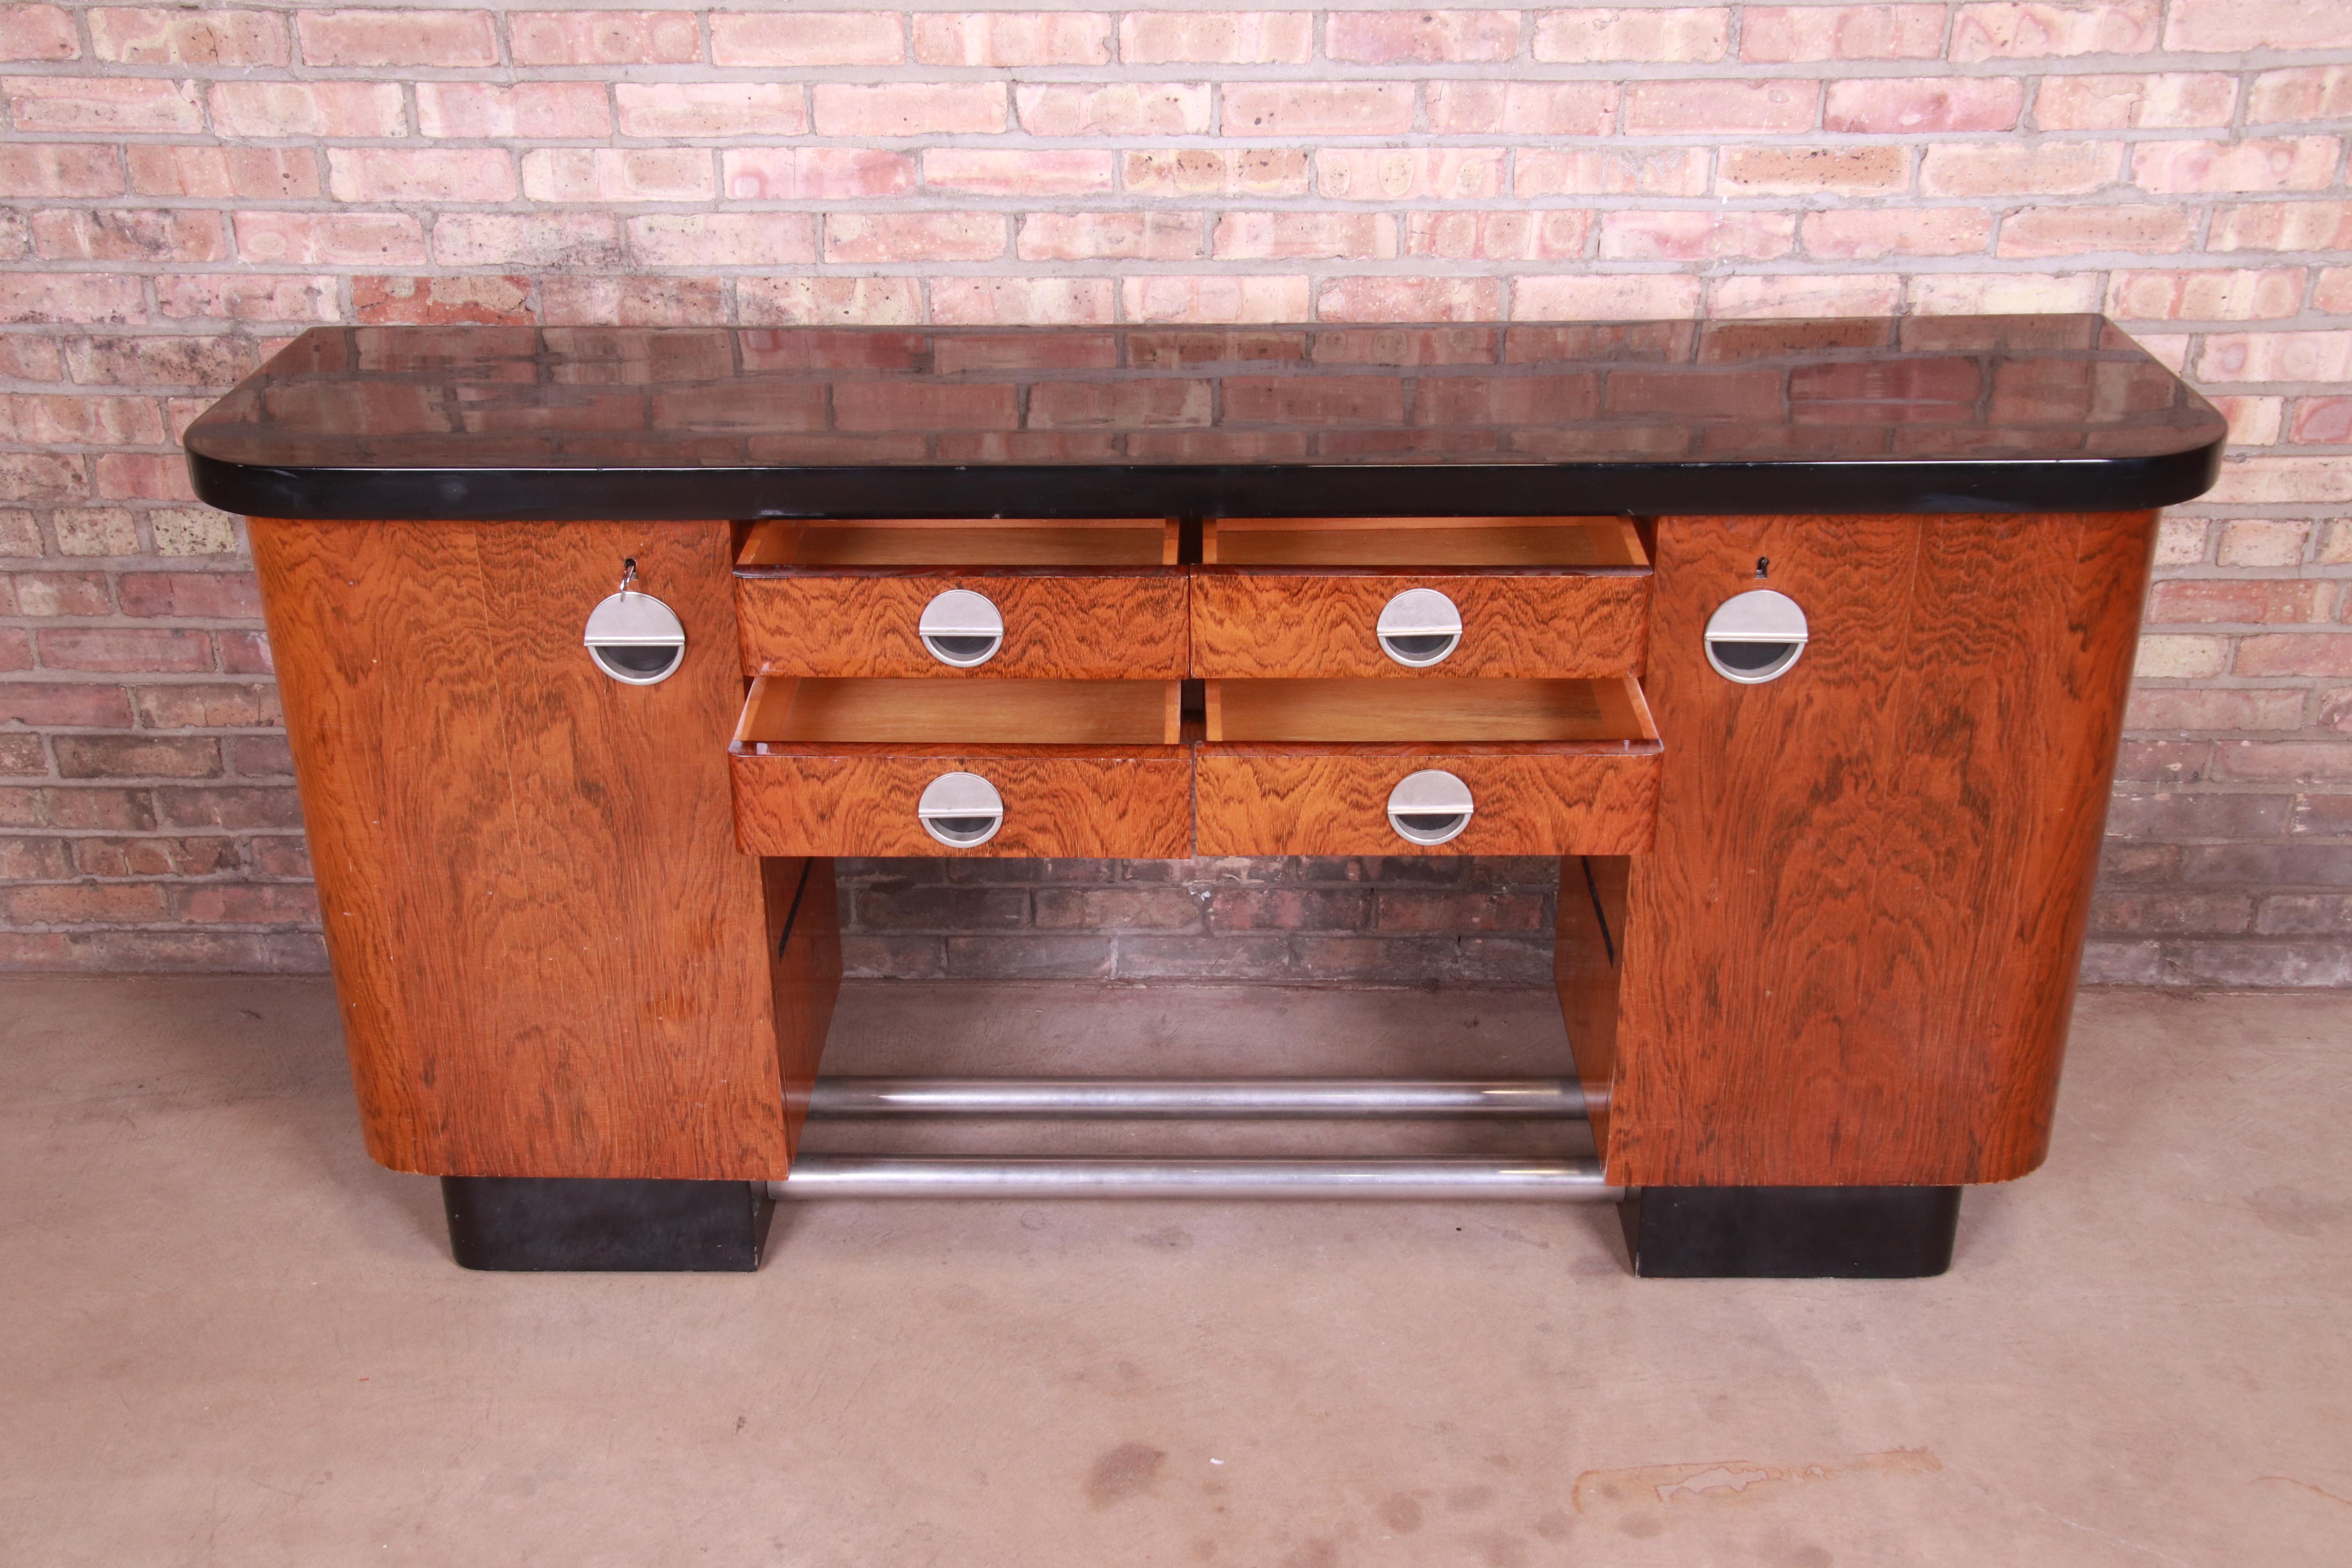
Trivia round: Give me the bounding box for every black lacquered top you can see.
[184,315,2223,520]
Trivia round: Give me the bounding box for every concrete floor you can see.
[2,980,2347,1568]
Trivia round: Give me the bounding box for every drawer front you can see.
[734,752,1193,858]
[737,572,1187,679]
[1190,572,1648,679]
[1194,750,1657,857]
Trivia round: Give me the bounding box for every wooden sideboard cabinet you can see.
[185,316,2224,1278]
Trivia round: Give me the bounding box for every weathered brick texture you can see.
[0,3,2347,984]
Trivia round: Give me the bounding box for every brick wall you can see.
[1,2,2348,985]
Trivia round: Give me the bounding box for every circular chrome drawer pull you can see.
[1704,589,1809,684]
[919,589,1004,668]
[1376,588,1461,668]
[918,771,1004,848]
[1387,769,1474,846]
[583,585,686,686]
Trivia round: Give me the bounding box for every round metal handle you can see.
[919,589,1004,668]
[1376,588,1462,668]
[918,771,1004,848]
[583,590,686,686]
[1387,769,1474,846]
[1704,589,1809,684]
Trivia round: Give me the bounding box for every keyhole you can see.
[1755,556,1770,579]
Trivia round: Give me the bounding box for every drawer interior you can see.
[739,518,1178,569]
[1205,677,1657,745]
[737,676,1183,748]
[1205,516,1646,568]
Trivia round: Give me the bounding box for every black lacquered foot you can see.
[441,1177,774,1272]
[1619,1185,1961,1278]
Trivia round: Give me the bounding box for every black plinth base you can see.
[1620,1185,1961,1278]
[441,1177,773,1272]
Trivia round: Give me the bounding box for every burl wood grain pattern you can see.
[734,751,1193,858]
[737,571,1189,680]
[764,855,841,1154]
[1195,750,1657,857]
[1190,570,1650,679]
[1596,511,2158,1187]
[250,517,809,1180]
[1554,854,1629,1156]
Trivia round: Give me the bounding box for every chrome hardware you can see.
[917,770,1004,848]
[918,588,1004,668]
[1387,768,1474,846]
[1704,588,1809,684]
[1376,587,1462,667]
[582,570,686,686]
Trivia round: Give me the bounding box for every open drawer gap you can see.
[1205,516,1647,569]
[739,518,1179,570]
[736,677,1185,750]
[1205,677,1658,748]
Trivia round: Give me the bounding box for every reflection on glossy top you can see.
[186,316,2223,470]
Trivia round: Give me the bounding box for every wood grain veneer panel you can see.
[1600,510,2158,1187]
[249,517,802,1180]
[734,753,1193,858]
[1195,751,1657,857]
[1191,571,1649,679]
[738,571,1188,679]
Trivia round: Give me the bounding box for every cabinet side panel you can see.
[1555,854,1630,1158]
[1610,512,2155,1187]
[250,517,790,1179]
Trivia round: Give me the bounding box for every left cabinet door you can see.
[252,518,829,1181]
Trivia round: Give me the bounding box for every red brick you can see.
[1999,204,2196,258]
[824,211,1004,263]
[156,786,303,830]
[2211,203,2352,254]
[171,883,320,925]
[129,145,319,200]
[929,278,1112,325]
[19,786,156,829]
[1222,83,1415,136]
[1517,147,1708,197]
[0,734,44,775]
[833,381,1018,432]
[510,10,699,64]
[1535,7,1727,61]
[2132,138,2341,196]
[711,11,902,65]
[88,7,287,64]
[1951,1,2158,58]
[129,683,279,728]
[417,82,612,140]
[327,148,516,204]
[1425,81,1617,136]
[0,448,86,498]
[1918,140,2120,197]
[1319,277,1504,324]
[2290,398,2352,445]
[1403,210,1590,261]
[1018,211,1201,262]
[2124,689,2307,733]
[1026,380,1211,430]
[1625,78,1818,133]
[1206,888,1370,931]
[4,883,171,924]
[627,212,812,266]
[540,275,727,327]
[1826,76,2023,133]
[1328,9,1519,62]
[1803,207,1994,260]
[1118,11,1310,63]
[1121,275,1310,324]
[812,82,1004,137]
[215,633,271,676]
[115,572,260,620]
[525,148,711,204]
[923,149,1112,196]
[54,735,220,779]
[739,278,923,326]
[2,393,163,446]
[2195,332,2352,385]
[2214,521,2310,566]
[156,274,336,323]
[235,210,424,267]
[0,628,27,670]
[0,837,73,880]
[0,4,77,59]
[1375,890,1546,932]
[2165,0,2352,50]
[353,276,531,326]
[1214,211,1394,261]
[32,208,225,263]
[0,682,134,726]
[2237,637,2352,677]
[2107,269,2305,322]
[913,11,1111,65]
[0,143,123,198]
[1016,82,1208,136]
[2034,72,2236,129]
[1741,5,1943,60]
[296,8,497,66]
[95,454,197,504]
[4,77,203,132]
[39,627,211,673]
[1711,274,1903,318]
[72,836,238,877]
[8,572,109,616]
[2248,67,2352,125]
[2147,580,2332,624]
[616,82,810,138]
[248,837,309,877]
[437,212,623,267]
[209,81,405,138]
[1600,210,1796,261]
[722,148,912,201]
[1319,149,1508,201]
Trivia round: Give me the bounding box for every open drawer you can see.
[1196,677,1660,856]
[735,518,1187,680]
[731,676,1191,858]
[1192,516,1651,680]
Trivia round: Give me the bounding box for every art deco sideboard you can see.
[183,315,2225,1278]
